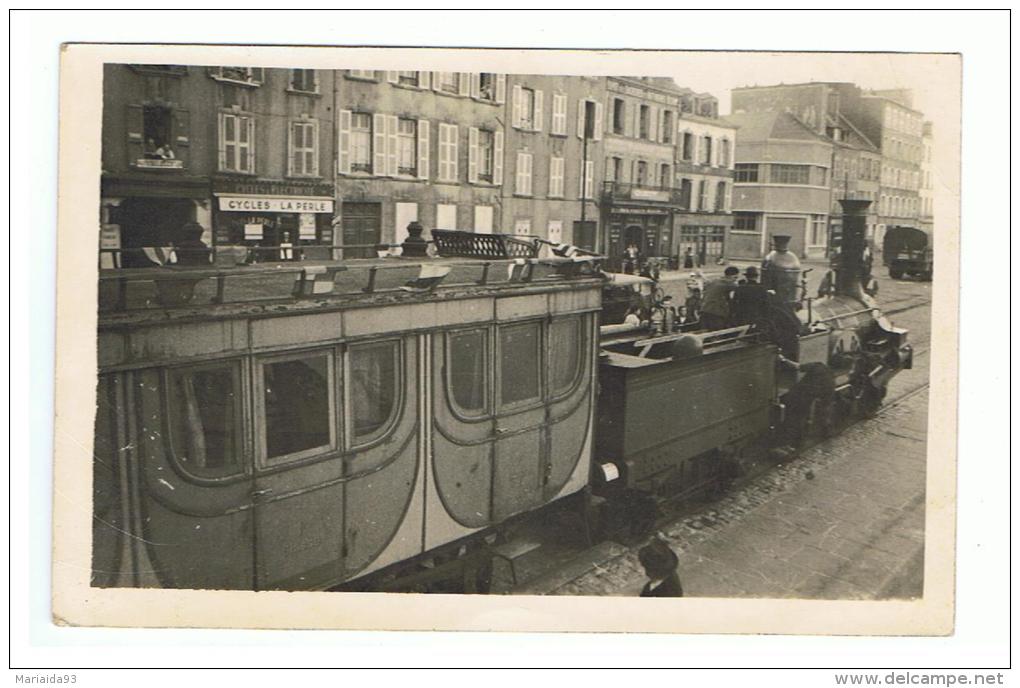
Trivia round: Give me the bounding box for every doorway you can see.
[342,202,382,259]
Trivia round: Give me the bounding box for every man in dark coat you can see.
[730,265,770,326]
[699,265,740,330]
[173,222,212,266]
[638,536,684,597]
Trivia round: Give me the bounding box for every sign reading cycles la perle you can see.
[218,196,334,213]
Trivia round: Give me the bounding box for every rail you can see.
[97,254,602,313]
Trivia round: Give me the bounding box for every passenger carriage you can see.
[92,249,602,591]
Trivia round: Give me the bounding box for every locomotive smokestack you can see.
[835,199,872,297]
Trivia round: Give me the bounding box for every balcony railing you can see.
[602,181,684,205]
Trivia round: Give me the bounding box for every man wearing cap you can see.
[699,265,740,330]
[730,265,770,326]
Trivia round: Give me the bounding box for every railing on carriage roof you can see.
[97,235,601,314]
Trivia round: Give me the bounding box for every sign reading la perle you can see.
[219,196,334,213]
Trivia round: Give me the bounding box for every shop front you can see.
[603,206,673,272]
[212,178,335,262]
[673,213,732,268]
[100,174,211,268]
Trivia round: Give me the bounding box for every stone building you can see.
[501,75,605,250]
[918,121,934,233]
[333,70,507,256]
[100,64,337,266]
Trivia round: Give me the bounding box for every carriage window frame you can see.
[548,315,587,399]
[162,358,248,482]
[445,326,492,420]
[345,338,404,449]
[254,348,338,468]
[496,319,545,412]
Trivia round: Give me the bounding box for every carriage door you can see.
[251,347,346,591]
[341,202,381,259]
[491,321,546,520]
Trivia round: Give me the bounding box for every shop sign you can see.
[135,158,185,170]
[244,223,264,240]
[299,213,317,240]
[219,196,334,213]
[612,207,670,216]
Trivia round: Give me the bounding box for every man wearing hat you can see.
[730,265,770,327]
[638,536,684,597]
[699,265,741,330]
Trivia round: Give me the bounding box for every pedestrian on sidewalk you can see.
[638,536,684,597]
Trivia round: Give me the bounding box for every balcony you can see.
[602,181,683,205]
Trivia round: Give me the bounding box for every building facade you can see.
[725,110,833,259]
[672,93,737,266]
[501,75,605,250]
[918,121,934,233]
[333,70,507,256]
[598,78,733,268]
[100,65,337,266]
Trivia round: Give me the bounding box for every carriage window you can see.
[262,353,333,462]
[349,341,399,443]
[549,317,583,395]
[449,329,488,415]
[168,362,242,477]
[500,322,541,406]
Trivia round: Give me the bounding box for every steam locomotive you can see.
[90,201,911,592]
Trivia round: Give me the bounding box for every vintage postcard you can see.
[51,43,960,633]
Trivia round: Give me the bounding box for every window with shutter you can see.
[495,75,506,104]
[478,73,497,102]
[290,69,317,93]
[516,152,533,196]
[289,120,318,177]
[580,160,593,199]
[373,114,387,175]
[468,127,479,183]
[338,110,352,174]
[532,90,543,131]
[350,113,372,173]
[549,157,564,198]
[385,115,398,176]
[551,94,566,135]
[397,118,417,176]
[458,73,471,97]
[219,112,255,173]
[577,99,585,139]
[593,101,603,141]
[492,130,503,186]
[512,84,523,128]
[416,119,430,180]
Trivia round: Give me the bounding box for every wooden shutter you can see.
[533,90,543,131]
[524,153,532,195]
[386,71,399,84]
[172,108,190,166]
[246,117,256,173]
[493,130,503,186]
[468,127,479,183]
[373,113,387,175]
[576,99,584,139]
[417,71,430,89]
[448,124,459,181]
[432,72,442,92]
[126,104,144,164]
[417,119,429,180]
[458,73,471,97]
[386,115,398,176]
[311,121,319,177]
[649,106,658,142]
[512,84,522,128]
[470,73,481,99]
[593,101,603,141]
[495,74,506,104]
[287,121,295,177]
[338,110,352,174]
[216,112,227,170]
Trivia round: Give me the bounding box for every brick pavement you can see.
[552,388,928,599]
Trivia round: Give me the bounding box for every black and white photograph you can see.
[47,40,963,636]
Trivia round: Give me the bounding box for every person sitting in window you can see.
[155,141,175,160]
[143,138,163,159]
